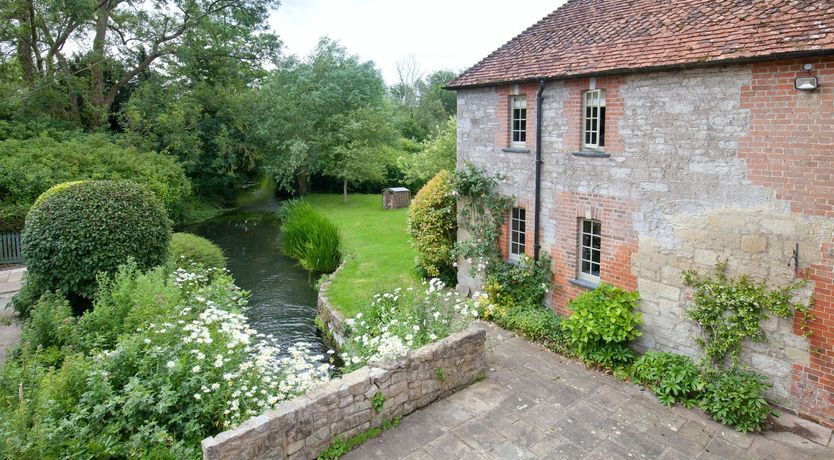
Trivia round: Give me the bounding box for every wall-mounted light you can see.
[795,63,819,91]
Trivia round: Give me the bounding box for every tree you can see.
[414,70,457,134]
[388,65,457,142]
[324,106,395,202]
[391,55,422,111]
[257,38,390,195]
[400,117,456,187]
[2,0,280,127]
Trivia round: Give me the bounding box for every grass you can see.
[317,418,401,459]
[303,194,417,317]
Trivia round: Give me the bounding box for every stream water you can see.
[183,193,331,358]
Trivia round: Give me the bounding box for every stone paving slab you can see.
[0,267,25,294]
[0,293,21,366]
[345,322,834,459]
[0,267,24,366]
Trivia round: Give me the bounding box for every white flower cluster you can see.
[341,279,479,367]
[146,270,332,428]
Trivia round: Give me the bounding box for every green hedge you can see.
[168,233,226,271]
[20,180,171,310]
[0,134,191,231]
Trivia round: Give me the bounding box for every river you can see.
[183,195,332,358]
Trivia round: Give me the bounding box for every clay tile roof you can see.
[447,0,834,88]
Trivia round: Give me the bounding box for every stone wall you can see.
[455,56,834,424]
[316,262,348,349]
[201,325,487,460]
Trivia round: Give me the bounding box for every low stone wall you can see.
[316,262,348,349]
[201,324,487,460]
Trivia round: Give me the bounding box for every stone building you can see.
[447,0,834,426]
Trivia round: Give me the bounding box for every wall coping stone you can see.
[201,323,487,460]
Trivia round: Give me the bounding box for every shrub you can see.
[0,265,331,458]
[20,292,77,354]
[0,134,191,230]
[483,255,552,312]
[631,352,704,407]
[408,170,457,282]
[77,263,180,352]
[279,200,341,272]
[21,180,171,309]
[563,283,641,367]
[168,232,226,270]
[701,368,774,432]
[498,305,567,346]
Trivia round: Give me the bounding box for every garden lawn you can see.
[304,194,417,317]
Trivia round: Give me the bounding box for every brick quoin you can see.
[739,56,834,427]
[547,192,638,315]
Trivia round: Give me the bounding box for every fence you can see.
[0,232,23,264]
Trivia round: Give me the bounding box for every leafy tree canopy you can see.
[257,38,390,194]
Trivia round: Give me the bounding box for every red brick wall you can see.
[547,192,639,314]
[496,83,540,150]
[563,76,625,153]
[793,243,834,426]
[739,57,834,219]
[739,56,834,427]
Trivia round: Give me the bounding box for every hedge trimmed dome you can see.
[22,180,171,301]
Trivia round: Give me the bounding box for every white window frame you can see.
[510,97,527,148]
[582,89,606,149]
[508,207,526,262]
[578,219,601,282]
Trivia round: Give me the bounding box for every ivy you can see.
[682,261,810,368]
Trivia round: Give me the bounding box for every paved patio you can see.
[0,267,24,365]
[346,322,834,460]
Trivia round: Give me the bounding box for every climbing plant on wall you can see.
[450,162,514,276]
[682,261,812,368]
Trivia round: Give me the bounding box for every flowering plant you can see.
[340,279,479,369]
[0,264,331,458]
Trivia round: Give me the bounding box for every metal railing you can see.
[0,232,23,264]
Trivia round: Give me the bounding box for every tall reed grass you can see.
[279,200,341,273]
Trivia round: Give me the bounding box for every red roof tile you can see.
[448,0,834,88]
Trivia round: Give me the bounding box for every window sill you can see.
[502,147,531,154]
[569,278,600,290]
[572,150,610,158]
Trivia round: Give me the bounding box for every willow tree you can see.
[257,38,391,195]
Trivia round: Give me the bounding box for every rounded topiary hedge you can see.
[168,232,226,270]
[408,170,457,282]
[22,180,171,303]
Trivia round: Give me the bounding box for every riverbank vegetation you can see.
[279,201,341,273]
[168,233,227,271]
[305,194,417,318]
[2,178,332,457]
[1,263,330,458]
